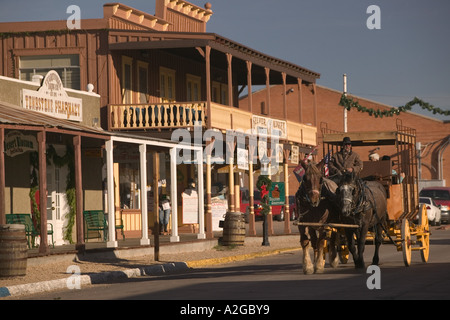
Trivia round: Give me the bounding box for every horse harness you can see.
[342,178,379,227]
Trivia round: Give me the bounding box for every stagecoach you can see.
[320,121,430,266]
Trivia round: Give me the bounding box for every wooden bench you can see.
[115,210,125,240]
[83,210,125,241]
[6,213,54,249]
[83,210,108,242]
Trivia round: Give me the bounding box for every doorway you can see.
[46,145,70,246]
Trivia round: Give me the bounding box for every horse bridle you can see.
[341,178,372,216]
[299,176,324,206]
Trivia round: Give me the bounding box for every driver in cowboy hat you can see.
[328,136,363,177]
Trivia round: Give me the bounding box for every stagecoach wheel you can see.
[337,232,349,264]
[338,245,349,264]
[323,239,328,261]
[418,204,430,263]
[401,219,412,267]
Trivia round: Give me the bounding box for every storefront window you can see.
[119,162,140,209]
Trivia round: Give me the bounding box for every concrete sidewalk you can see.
[0,234,301,298]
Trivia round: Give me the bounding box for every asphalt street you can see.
[16,227,450,302]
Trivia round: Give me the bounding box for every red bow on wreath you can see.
[260,184,268,199]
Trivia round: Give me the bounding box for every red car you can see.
[239,188,296,222]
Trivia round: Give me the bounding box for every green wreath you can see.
[339,94,450,118]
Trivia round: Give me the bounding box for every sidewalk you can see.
[1,223,300,298]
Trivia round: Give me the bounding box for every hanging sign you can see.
[269,182,285,206]
[252,115,287,139]
[182,189,199,224]
[21,70,83,122]
[237,147,248,170]
[4,130,37,157]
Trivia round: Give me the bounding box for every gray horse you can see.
[337,172,388,268]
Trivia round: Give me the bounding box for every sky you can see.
[0,0,449,120]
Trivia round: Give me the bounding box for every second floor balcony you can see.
[108,101,317,146]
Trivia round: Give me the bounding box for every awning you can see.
[109,32,320,84]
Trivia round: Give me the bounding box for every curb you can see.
[1,246,300,298]
[0,262,189,298]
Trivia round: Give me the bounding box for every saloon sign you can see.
[252,115,286,139]
[21,70,82,121]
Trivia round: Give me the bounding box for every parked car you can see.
[419,187,450,224]
[240,188,290,222]
[419,197,441,226]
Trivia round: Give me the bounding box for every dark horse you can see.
[295,161,341,274]
[337,172,388,268]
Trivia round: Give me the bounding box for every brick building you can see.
[240,83,450,192]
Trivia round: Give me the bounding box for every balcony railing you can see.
[108,101,317,146]
[108,102,206,130]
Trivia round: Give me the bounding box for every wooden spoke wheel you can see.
[338,244,349,264]
[336,231,349,264]
[401,219,412,267]
[418,204,430,263]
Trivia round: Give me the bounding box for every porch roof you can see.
[0,100,109,138]
[109,32,320,84]
[0,100,194,149]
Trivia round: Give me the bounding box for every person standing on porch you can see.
[159,194,171,235]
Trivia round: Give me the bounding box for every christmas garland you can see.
[339,94,450,118]
[256,175,272,216]
[29,144,76,244]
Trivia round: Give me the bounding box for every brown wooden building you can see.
[0,0,324,240]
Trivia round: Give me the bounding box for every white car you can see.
[419,197,441,226]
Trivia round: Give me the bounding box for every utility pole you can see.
[343,74,348,133]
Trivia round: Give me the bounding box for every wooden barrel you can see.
[0,224,28,277]
[221,212,246,246]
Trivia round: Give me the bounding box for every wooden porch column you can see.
[152,151,160,261]
[196,148,206,239]
[73,135,85,251]
[246,61,253,113]
[169,147,179,242]
[105,139,118,248]
[283,148,291,234]
[226,53,233,107]
[205,140,213,239]
[282,72,287,119]
[297,78,303,123]
[139,144,150,245]
[248,142,256,236]
[265,67,271,115]
[205,45,212,129]
[37,131,49,254]
[0,128,5,225]
[226,139,235,212]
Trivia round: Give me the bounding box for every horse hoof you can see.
[330,260,339,268]
[303,267,314,275]
[314,267,324,274]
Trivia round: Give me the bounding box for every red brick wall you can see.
[240,84,450,187]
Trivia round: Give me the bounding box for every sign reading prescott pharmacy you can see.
[21,70,82,122]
